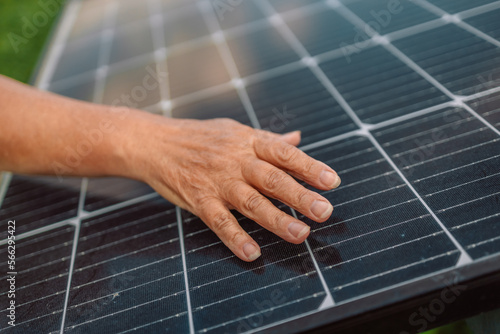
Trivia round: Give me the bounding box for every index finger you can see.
[253,131,341,191]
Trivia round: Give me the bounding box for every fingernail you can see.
[243,243,261,261]
[288,222,310,239]
[320,170,341,189]
[311,200,333,219]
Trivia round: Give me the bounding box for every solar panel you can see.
[1,0,500,333]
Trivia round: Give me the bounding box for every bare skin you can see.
[0,74,341,262]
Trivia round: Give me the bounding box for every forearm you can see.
[0,74,341,262]
[0,74,152,180]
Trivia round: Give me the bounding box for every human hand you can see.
[125,116,341,262]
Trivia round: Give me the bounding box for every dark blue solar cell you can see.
[162,5,211,47]
[211,0,266,30]
[182,208,326,334]
[171,89,252,125]
[393,24,500,96]
[108,20,155,64]
[345,0,439,35]
[301,137,458,301]
[467,90,500,132]
[0,226,74,334]
[319,45,450,123]
[51,36,101,82]
[246,68,358,146]
[286,6,357,56]
[84,177,156,212]
[465,8,500,41]
[374,108,500,259]
[268,0,323,13]
[0,176,80,239]
[63,198,189,333]
[226,25,301,76]
[426,0,498,14]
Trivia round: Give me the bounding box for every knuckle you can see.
[295,189,312,206]
[269,211,284,230]
[229,231,245,246]
[242,192,265,213]
[264,169,287,191]
[210,211,234,232]
[275,142,298,164]
[302,159,317,176]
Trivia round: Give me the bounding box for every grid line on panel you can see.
[45,0,499,110]
[400,138,499,171]
[366,135,473,264]
[64,293,188,331]
[455,0,500,19]
[425,171,500,197]
[37,0,83,90]
[194,271,316,312]
[147,0,172,116]
[313,214,428,252]
[79,192,160,220]
[453,213,500,231]
[413,154,500,183]
[414,0,500,49]
[258,0,472,264]
[330,249,457,290]
[78,178,88,216]
[0,172,12,209]
[116,311,189,334]
[332,3,500,136]
[290,208,335,308]
[59,219,81,333]
[176,207,195,334]
[72,257,182,292]
[199,293,325,333]
[196,0,262,129]
[93,1,119,104]
[68,282,185,314]
[437,191,500,214]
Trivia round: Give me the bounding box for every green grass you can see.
[0,0,61,83]
[0,2,479,334]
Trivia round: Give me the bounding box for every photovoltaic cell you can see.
[300,137,459,301]
[63,199,188,333]
[162,5,211,47]
[2,0,500,333]
[245,68,358,145]
[0,226,74,333]
[467,91,500,131]
[0,176,80,239]
[226,25,301,77]
[211,0,267,30]
[426,0,499,14]
[108,20,155,64]
[51,35,101,82]
[181,207,326,333]
[101,61,162,108]
[345,0,439,35]
[172,89,252,125]
[285,6,358,57]
[50,78,96,103]
[83,178,156,212]
[319,45,450,123]
[392,24,500,96]
[268,0,324,13]
[167,44,231,98]
[374,107,500,259]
